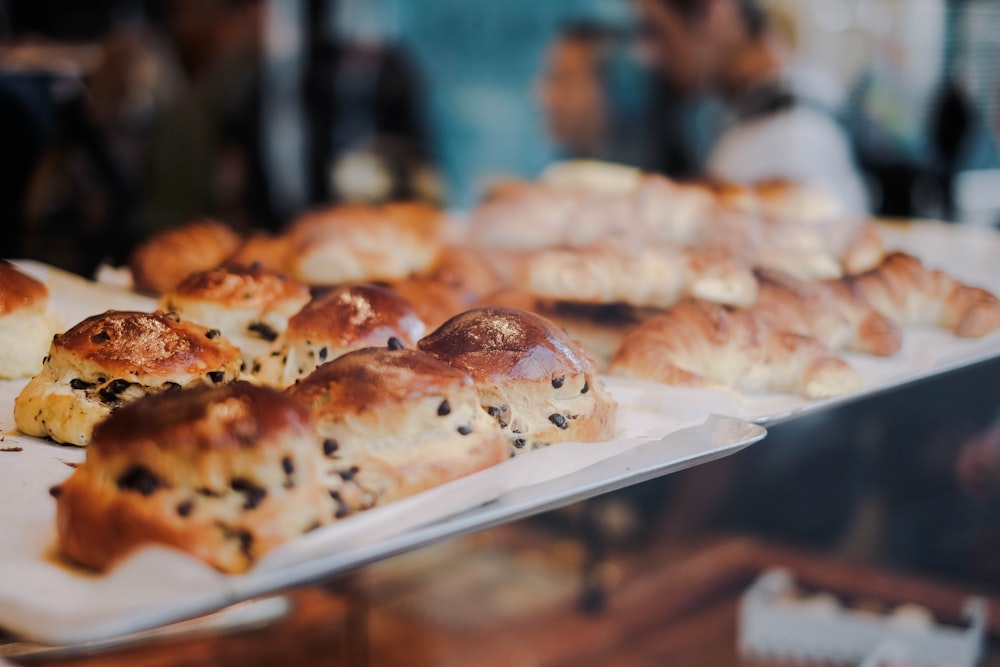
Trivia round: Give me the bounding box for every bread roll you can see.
[14,310,242,446]
[160,264,311,364]
[419,307,616,453]
[609,300,861,398]
[129,220,241,295]
[0,260,62,379]
[52,382,332,573]
[253,284,425,388]
[288,202,444,285]
[288,347,508,514]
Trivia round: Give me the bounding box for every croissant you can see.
[520,242,758,309]
[751,269,902,356]
[849,252,1000,338]
[609,300,861,398]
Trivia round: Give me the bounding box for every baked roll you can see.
[14,311,242,446]
[253,284,426,388]
[129,220,242,295]
[388,278,467,331]
[287,202,444,285]
[52,382,332,574]
[609,300,861,399]
[419,307,617,453]
[288,347,508,515]
[849,252,1000,338]
[226,233,294,275]
[160,264,311,364]
[750,269,902,356]
[0,260,62,379]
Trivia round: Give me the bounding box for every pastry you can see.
[160,264,311,364]
[288,346,508,515]
[14,310,242,446]
[252,284,425,388]
[419,307,617,453]
[850,252,1000,337]
[519,241,758,309]
[609,300,861,398]
[750,269,902,356]
[52,382,331,573]
[129,220,242,295]
[0,260,62,379]
[287,202,444,285]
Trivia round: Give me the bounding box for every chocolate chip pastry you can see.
[0,260,62,379]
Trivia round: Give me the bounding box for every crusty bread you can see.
[253,284,426,388]
[287,202,444,285]
[609,300,861,398]
[750,269,902,356]
[419,307,617,453]
[14,310,242,446]
[0,260,62,379]
[226,233,294,275]
[288,347,508,514]
[849,252,1000,338]
[160,264,311,365]
[519,241,758,309]
[129,220,242,295]
[52,382,332,573]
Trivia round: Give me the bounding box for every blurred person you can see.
[535,21,651,168]
[634,0,869,213]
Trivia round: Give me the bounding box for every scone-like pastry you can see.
[129,220,242,295]
[609,300,861,399]
[425,245,507,307]
[0,260,62,379]
[226,233,294,274]
[520,242,758,309]
[388,278,467,331]
[750,269,902,356]
[849,252,1000,338]
[287,202,444,285]
[52,382,331,573]
[253,284,426,388]
[14,311,242,446]
[160,264,311,364]
[419,307,616,453]
[288,347,508,515]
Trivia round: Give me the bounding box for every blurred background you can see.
[2,0,1000,276]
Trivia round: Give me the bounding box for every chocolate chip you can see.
[318,347,328,361]
[498,420,508,429]
[304,521,322,533]
[90,331,110,344]
[513,438,526,449]
[208,371,225,383]
[231,478,267,510]
[323,438,339,457]
[486,405,507,418]
[198,487,222,498]
[335,505,351,519]
[339,466,359,481]
[237,530,253,557]
[240,361,246,372]
[329,490,342,502]
[49,485,62,498]
[117,465,162,496]
[549,414,569,430]
[282,456,294,475]
[163,381,182,392]
[552,376,565,389]
[69,379,92,390]
[176,501,194,517]
[247,322,278,342]
[206,329,221,339]
[581,380,590,394]
[438,400,451,416]
[387,337,405,350]
[99,379,131,404]
[252,362,261,374]
[270,351,281,357]
[457,425,472,436]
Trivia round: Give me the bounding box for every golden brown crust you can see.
[0,259,48,315]
[286,284,425,347]
[166,264,310,313]
[418,307,596,384]
[129,220,242,295]
[225,233,294,274]
[54,382,332,573]
[425,246,505,306]
[289,347,475,416]
[53,310,239,377]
